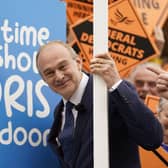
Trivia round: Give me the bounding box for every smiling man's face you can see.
[37,43,82,100]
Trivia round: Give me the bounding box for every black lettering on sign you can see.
[72,20,93,45]
[108,27,155,60]
[68,2,92,12]
[73,11,89,18]
[75,0,93,5]
[108,29,136,46]
[112,54,128,65]
[80,32,93,45]
[132,0,160,9]
[141,12,148,25]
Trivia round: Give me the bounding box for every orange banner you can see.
[131,0,168,35]
[66,0,92,24]
[139,147,168,168]
[70,0,159,77]
[142,94,168,168]
[144,94,160,116]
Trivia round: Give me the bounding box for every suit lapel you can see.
[48,75,93,167]
[70,76,93,165]
[48,100,64,158]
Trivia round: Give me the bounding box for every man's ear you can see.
[76,56,83,71]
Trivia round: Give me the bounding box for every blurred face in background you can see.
[129,64,159,102]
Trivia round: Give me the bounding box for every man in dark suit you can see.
[36,40,163,168]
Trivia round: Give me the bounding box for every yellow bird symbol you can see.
[110,9,134,26]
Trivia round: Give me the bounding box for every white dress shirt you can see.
[61,73,122,130]
[61,73,89,130]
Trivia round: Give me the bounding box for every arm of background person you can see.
[147,66,168,99]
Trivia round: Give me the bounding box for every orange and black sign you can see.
[144,94,160,116]
[142,94,168,168]
[131,0,168,35]
[70,40,90,72]
[71,18,93,62]
[66,0,93,24]
[70,0,159,77]
[139,146,168,168]
[73,0,93,4]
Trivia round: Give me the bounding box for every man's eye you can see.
[59,64,67,70]
[148,82,156,88]
[135,81,144,87]
[60,65,65,70]
[45,72,54,78]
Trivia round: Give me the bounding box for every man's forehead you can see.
[135,69,158,77]
[41,43,63,53]
[135,78,156,82]
[40,44,69,59]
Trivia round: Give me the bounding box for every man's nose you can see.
[55,70,64,80]
[142,83,150,91]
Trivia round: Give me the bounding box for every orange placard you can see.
[157,3,168,28]
[144,94,160,116]
[141,94,168,168]
[130,0,168,35]
[67,0,93,5]
[65,0,117,6]
[66,0,92,24]
[70,17,93,63]
[70,0,159,77]
[139,146,168,168]
[65,0,120,43]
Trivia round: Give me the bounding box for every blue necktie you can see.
[59,101,74,162]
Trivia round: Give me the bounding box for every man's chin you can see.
[59,85,75,98]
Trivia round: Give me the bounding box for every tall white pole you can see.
[93,0,109,168]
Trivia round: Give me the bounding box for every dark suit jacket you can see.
[48,76,163,168]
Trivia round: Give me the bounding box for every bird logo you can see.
[110,9,134,26]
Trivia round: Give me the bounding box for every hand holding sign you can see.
[90,53,121,89]
[147,66,168,99]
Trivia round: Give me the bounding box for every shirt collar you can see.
[63,72,89,106]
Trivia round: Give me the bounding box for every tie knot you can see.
[66,101,74,111]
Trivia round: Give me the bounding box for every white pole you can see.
[93,0,109,168]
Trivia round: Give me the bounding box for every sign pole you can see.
[93,0,109,168]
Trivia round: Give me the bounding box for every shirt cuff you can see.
[109,80,123,92]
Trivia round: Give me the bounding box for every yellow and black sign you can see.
[70,0,159,77]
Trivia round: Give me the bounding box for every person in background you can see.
[129,63,168,148]
[128,62,161,102]
[36,40,163,168]
[147,66,168,150]
[158,98,168,147]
